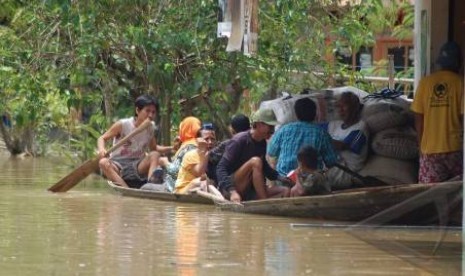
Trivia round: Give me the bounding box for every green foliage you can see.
[0,0,413,159]
[392,2,414,40]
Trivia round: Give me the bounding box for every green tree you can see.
[0,0,412,159]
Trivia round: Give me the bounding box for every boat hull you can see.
[217,181,462,225]
[107,180,462,225]
[107,181,215,205]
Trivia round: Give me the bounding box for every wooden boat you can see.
[107,180,462,225]
[107,181,215,205]
[215,181,462,225]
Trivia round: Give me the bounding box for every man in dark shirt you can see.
[216,108,291,203]
[206,113,251,183]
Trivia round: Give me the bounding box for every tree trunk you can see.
[0,123,26,155]
[102,87,113,122]
[159,90,172,146]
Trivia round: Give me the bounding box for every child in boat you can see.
[289,145,330,197]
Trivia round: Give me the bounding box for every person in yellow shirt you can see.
[411,41,464,183]
[174,124,217,194]
[161,116,202,192]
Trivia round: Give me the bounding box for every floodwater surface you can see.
[0,153,461,275]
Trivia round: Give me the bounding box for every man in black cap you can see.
[411,41,464,183]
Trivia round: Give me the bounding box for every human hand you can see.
[196,138,208,153]
[200,180,208,191]
[172,136,181,152]
[277,175,294,187]
[290,182,305,197]
[97,149,107,159]
[230,190,241,203]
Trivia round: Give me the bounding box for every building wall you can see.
[414,0,464,87]
[452,0,465,62]
[373,35,413,72]
[430,0,449,72]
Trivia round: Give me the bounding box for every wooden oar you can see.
[334,163,389,187]
[48,119,153,193]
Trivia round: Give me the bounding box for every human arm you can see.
[156,145,174,155]
[340,128,368,154]
[321,131,339,168]
[325,121,366,153]
[217,155,241,202]
[97,121,122,158]
[216,156,234,194]
[262,155,293,186]
[146,134,174,154]
[186,138,209,177]
[288,168,302,196]
[319,122,344,159]
[216,140,240,195]
[410,80,425,145]
[331,139,349,151]
[267,156,277,169]
[266,129,282,169]
[263,156,279,181]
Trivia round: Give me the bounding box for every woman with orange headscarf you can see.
[163,116,202,192]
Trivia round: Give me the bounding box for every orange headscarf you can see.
[178,116,201,143]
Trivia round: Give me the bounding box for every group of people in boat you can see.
[96,91,371,203]
[97,41,463,203]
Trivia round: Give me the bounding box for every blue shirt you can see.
[267,121,339,175]
[320,120,368,171]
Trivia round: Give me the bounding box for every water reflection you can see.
[0,155,461,275]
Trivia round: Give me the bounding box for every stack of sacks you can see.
[260,86,368,129]
[362,96,412,133]
[371,126,418,160]
[360,95,419,184]
[358,155,418,185]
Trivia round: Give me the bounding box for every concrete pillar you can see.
[414,0,430,89]
[414,0,453,89]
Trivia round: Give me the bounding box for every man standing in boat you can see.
[97,95,171,188]
[216,108,292,203]
[411,41,464,183]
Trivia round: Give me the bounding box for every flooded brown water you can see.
[0,153,461,275]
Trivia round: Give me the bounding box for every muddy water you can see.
[0,153,461,275]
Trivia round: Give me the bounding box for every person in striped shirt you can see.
[320,91,369,189]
